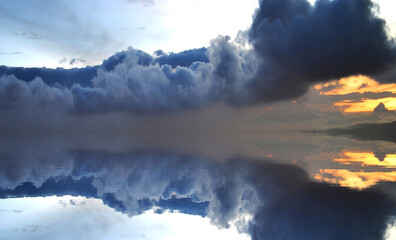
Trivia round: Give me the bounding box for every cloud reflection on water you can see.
[0,134,395,239]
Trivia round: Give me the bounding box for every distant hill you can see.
[324,121,396,143]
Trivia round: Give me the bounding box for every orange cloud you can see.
[316,75,396,95]
[314,151,396,189]
[315,169,396,189]
[314,75,396,113]
[334,151,396,168]
[334,97,396,113]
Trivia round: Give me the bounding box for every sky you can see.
[0,0,395,69]
[0,0,395,132]
[0,196,249,240]
[0,0,259,68]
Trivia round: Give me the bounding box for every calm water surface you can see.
[0,131,395,240]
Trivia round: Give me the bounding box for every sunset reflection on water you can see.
[315,151,396,189]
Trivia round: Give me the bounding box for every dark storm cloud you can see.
[245,0,396,103]
[250,0,396,77]
[375,67,396,83]
[0,0,395,115]
[0,149,395,240]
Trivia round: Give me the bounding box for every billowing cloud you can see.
[0,65,97,88]
[0,75,73,112]
[246,0,396,103]
[71,49,216,114]
[154,48,209,68]
[0,0,395,115]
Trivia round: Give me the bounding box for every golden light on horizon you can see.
[314,151,396,189]
[315,169,396,189]
[316,75,396,95]
[334,151,396,168]
[334,97,396,113]
[314,75,396,113]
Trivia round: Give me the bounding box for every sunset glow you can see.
[314,151,396,189]
[334,151,396,168]
[316,75,396,95]
[314,75,396,113]
[334,97,396,113]
[315,169,396,189]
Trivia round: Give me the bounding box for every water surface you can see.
[0,131,395,240]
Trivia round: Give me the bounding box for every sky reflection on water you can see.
[0,131,395,240]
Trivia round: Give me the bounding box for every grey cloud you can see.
[154,47,208,68]
[21,32,40,40]
[375,66,396,83]
[58,57,67,64]
[58,57,88,66]
[69,58,85,65]
[125,0,154,6]
[70,48,216,114]
[0,52,23,55]
[329,91,396,101]
[0,75,73,112]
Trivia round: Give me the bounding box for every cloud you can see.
[70,52,215,114]
[0,75,73,112]
[246,0,396,104]
[0,52,22,55]
[0,65,97,88]
[21,32,40,40]
[58,57,67,64]
[69,58,86,65]
[375,66,396,83]
[154,48,209,68]
[101,48,154,71]
[58,57,87,66]
[0,0,395,115]
[125,0,154,6]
